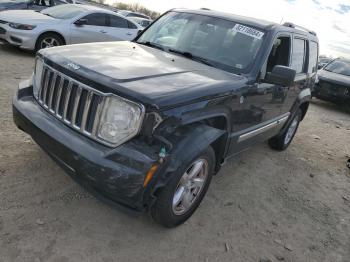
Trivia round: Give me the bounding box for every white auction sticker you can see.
[232,24,265,40]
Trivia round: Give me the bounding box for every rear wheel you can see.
[151,146,215,227]
[268,109,302,151]
[35,33,64,51]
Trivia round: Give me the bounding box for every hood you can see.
[318,69,350,87]
[0,10,56,24]
[40,41,247,110]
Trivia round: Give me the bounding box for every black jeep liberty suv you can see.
[13,9,319,227]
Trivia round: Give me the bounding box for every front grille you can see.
[36,65,105,140]
[319,80,349,96]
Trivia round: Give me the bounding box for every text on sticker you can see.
[232,24,265,40]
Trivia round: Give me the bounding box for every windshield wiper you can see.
[168,49,214,67]
[138,41,164,51]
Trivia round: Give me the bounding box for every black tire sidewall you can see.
[151,146,215,227]
[282,109,302,149]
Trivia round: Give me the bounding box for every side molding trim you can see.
[238,113,290,143]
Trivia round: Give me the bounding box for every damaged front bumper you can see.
[12,80,160,213]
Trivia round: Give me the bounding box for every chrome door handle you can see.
[126,32,132,35]
[100,30,107,33]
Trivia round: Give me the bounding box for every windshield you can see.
[41,5,85,19]
[137,11,265,73]
[324,59,350,77]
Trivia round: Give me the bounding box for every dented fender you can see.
[144,124,226,207]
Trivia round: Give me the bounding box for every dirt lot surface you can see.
[1,44,350,262]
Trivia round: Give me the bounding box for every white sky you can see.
[107,0,350,58]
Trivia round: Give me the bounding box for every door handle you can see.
[100,30,107,34]
[126,32,132,36]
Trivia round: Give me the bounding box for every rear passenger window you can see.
[108,15,129,28]
[308,41,318,73]
[291,38,307,74]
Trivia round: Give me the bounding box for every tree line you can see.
[94,0,161,19]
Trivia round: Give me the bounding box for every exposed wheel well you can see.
[299,102,309,121]
[201,116,229,172]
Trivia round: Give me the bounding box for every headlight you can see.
[33,58,44,98]
[97,95,144,146]
[9,23,36,30]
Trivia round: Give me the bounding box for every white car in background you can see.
[0,4,140,51]
[128,17,152,29]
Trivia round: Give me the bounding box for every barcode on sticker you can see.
[232,24,265,39]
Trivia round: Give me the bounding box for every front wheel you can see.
[151,146,215,227]
[268,109,302,151]
[35,33,64,51]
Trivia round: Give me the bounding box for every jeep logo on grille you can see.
[67,62,80,70]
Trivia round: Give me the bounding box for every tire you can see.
[35,33,64,51]
[268,109,302,151]
[151,146,215,228]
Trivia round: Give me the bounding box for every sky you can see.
[107,0,350,58]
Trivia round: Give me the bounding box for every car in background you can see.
[0,4,140,50]
[318,57,332,69]
[0,0,72,12]
[128,16,152,28]
[313,58,350,103]
[118,9,150,20]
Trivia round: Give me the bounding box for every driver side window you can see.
[266,36,291,73]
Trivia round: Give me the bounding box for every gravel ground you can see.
[1,44,350,262]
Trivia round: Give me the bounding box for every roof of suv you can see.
[172,8,318,40]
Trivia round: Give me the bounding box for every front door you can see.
[70,13,110,44]
[228,35,293,155]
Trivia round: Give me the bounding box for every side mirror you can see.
[264,65,296,86]
[74,19,87,26]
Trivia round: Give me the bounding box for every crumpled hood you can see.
[40,41,247,109]
[318,69,350,87]
[0,10,57,24]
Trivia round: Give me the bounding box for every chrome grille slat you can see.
[54,77,64,116]
[81,91,93,132]
[40,69,50,104]
[71,86,82,127]
[92,97,104,136]
[48,73,57,112]
[63,82,73,122]
[34,64,132,147]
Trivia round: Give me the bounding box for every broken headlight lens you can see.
[33,57,43,99]
[97,95,144,146]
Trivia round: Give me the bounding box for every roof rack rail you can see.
[282,22,317,36]
[200,8,211,10]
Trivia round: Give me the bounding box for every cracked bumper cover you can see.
[12,81,159,212]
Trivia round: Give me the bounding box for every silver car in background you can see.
[0,4,140,51]
[128,17,152,29]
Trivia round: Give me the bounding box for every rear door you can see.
[70,13,110,44]
[281,36,308,113]
[105,14,138,41]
